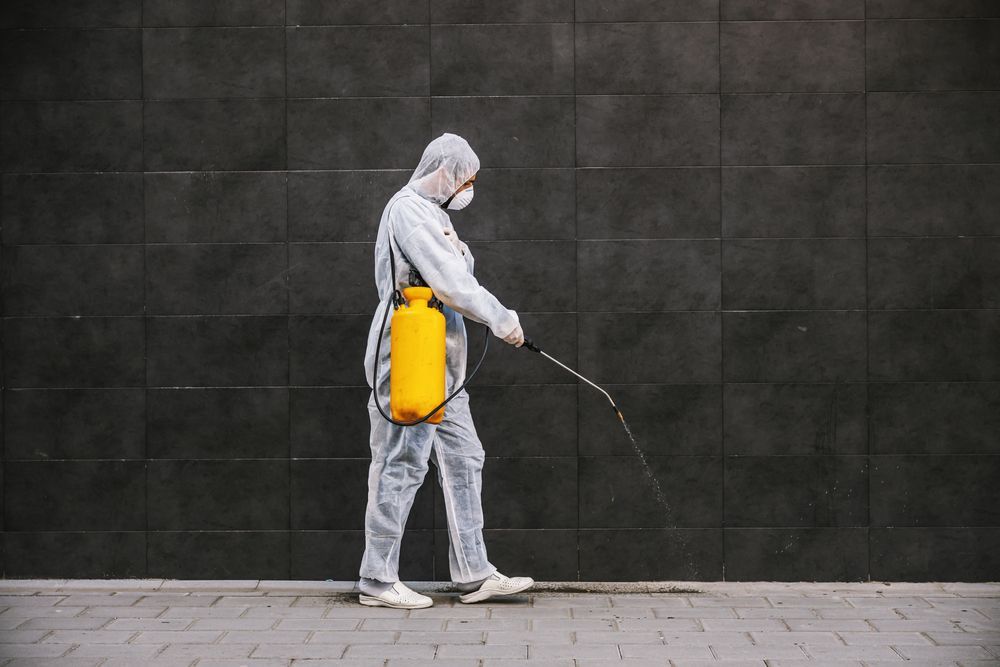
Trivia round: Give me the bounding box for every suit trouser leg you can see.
[429,390,496,584]
[359,392,436,582]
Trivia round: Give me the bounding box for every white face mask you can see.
[445,186,474,210]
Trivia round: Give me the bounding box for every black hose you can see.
[371,295,491,427]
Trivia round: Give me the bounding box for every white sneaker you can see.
[358,581,433,609]
[458,571,534,604]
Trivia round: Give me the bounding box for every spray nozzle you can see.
[613,406,625,423]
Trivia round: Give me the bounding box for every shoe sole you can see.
[458,579,534,604]
[358,594,433,609]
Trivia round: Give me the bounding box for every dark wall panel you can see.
[1,0,996,582]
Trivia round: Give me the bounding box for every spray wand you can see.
[521,338,626,424]
[522,336,692,571]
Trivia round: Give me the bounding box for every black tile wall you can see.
[4,531,147,578]
[432,25,573,96]
[720,21,864,92]
[870,456,1000,527]
[724,528,868,581]
[1,1,996,583]
[723,311,867,382]
[0,29,141,99]
[148,531,290,580]
[579,240,720,310]
[722,1,865,21]
[145,100,286,171]
[867,165,1000,237]
[468,385,578,458]
[147,388,287,459]
[288,98,430,170]
[146,244,288,315]
[868,238,1000,309]
[147,316,288,386]
[287,0,426,26]
[722,239,866,309]
[431,0,573,24]
[869,311,1000,381]
[0,2,142,29]
[147,459,288,531]
[143,28,284,99]
[578,529,723,581]
[722,167,866,238]
[146,172,287,243]
[580,312,721,384]
[2,244,145,316]
[722,93,865,165]
[577,95,719,166]
[4,317,146,388]
[579,456,722,529]
[480,458,578,530]
[866,1,1000,19]
[5,461,146,531]
[580,2,719,22]
[287,27,428,98]
[867,92,1000,164]
[288,242,372,314]
[1,102,143,172]
[1,173,144,244]
[143,0,284,27]
[287,170,409,242]
[576,23,719,94]
[5,388,145,460]
[577,168,720,239]
[724,383,868,456]
[724,456,869,527]
[868,383,1000,455]
[867,20,1000,91]
[870,528,1000,582]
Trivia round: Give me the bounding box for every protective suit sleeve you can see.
[459,241,474,274]
[392,205,518,339]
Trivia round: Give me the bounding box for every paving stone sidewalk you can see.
[0,580,997,666]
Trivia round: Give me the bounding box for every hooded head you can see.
[406,132,480,207]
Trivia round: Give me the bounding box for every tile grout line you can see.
[864,0,873,582]
[15,17,996,27]
[140,0,149,579]
[18,89,1000,101]
[572,0,581,583]
[284,0,292,581]
[717,0,725,583]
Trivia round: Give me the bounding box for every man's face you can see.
[455,173,477,194]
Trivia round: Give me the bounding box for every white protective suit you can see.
[360,133,520,584]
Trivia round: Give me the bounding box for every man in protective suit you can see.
[358,133,534,609]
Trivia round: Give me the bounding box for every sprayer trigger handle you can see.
[522,337,541,353]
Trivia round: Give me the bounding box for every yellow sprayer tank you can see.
[390,286,446,424]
